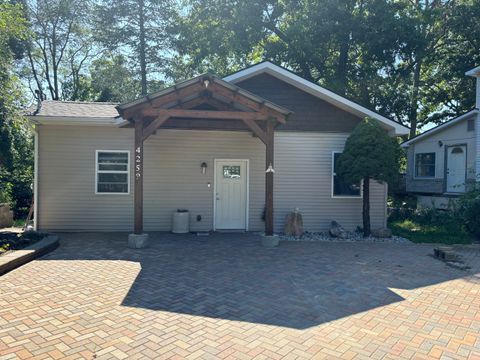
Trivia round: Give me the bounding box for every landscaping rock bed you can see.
[279,231,411,244]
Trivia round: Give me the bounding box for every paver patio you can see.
[0,233,479,359]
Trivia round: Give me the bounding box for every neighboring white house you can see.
[402,66,480,209]
[28,62,409,236]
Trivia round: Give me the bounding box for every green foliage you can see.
[389,218,471,245]
[336,118,401,236]
[93,0,173,95]
[388,191,480,244]
[337,118,401,184]
[22,0,97,101]
[0,230,47,255]
[456,188,480,238]
[90,55,141,103]
[0,2,33,214]
[170,0,480,133]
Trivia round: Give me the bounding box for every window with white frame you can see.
[415,152,435,178]
[332,152,361,197]
[96,151,130,194]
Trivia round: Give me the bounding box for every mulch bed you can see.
[0,231,47,256]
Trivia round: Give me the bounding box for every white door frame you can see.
[213,159,250,231]
[445,144,467,193]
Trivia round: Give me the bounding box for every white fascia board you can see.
[27,115,119,126]
[466,65,480,77]
[401,109,479,147]
[224,62,410,136]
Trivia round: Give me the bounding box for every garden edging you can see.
[0,235,59,276]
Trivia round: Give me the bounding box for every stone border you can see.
[0,235,59,276]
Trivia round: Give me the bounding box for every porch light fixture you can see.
[438,140,443,147]
[266,163,275,173]
[203,79,210,88]
[201,162,207,174]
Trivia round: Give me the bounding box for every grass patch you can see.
[389,219,472,244]
[12,218,26,228]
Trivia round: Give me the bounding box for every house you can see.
[401,65,480,209]
[28,62,409,241]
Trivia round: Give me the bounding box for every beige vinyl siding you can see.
[274,132,387,232]
[38,126,135,231]
[37,126,265,232]
[142,130,265,232]
[37,126,386,232]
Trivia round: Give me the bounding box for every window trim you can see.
[331,151,363,199]
[414,152,436,179]
[95,150,130,195]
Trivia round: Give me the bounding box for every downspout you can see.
[476,79,480,182]
[34,127,39,231]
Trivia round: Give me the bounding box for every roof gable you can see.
[236,73,362,133]
[224,62,409,136]
[401,109,478,147]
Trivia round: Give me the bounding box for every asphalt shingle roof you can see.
[30,100,119,118]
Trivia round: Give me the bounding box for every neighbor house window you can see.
[332,152,361,197]
[96,150,130,194]
[415,152,435,178]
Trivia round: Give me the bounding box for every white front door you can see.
[446,145,467,193]
[215,160,248,230]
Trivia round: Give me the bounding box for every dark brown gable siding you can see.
[236,73,362,132]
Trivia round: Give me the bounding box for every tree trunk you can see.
[362,176,371,237]
[409,57,422,138]
[138,0,148,96]
[336,33,350,96]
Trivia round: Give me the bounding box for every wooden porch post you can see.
[134,118,144,234]
[265,119,274,236]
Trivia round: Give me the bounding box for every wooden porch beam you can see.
[142,113,170,141]
[241,118,267,145]
[176,95,234,111]
[122,82,206,119]
[209,82,286,124]
[164,109,269,121]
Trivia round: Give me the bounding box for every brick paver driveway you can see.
[1,233,479,359]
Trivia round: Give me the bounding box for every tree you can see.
[0,1,33,215]
[419,0,480,125]
[171,0,414,119]
[23,0,97,101]
[89,54,141,102]
[93,0,173,95]
[337,118,401,237]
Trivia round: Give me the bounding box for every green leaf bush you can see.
[456,187,480,238]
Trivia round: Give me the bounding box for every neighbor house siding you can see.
[476,112,480,177]
[274,132,387,232]
[406,119,476,194]
[37,126,386,232]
